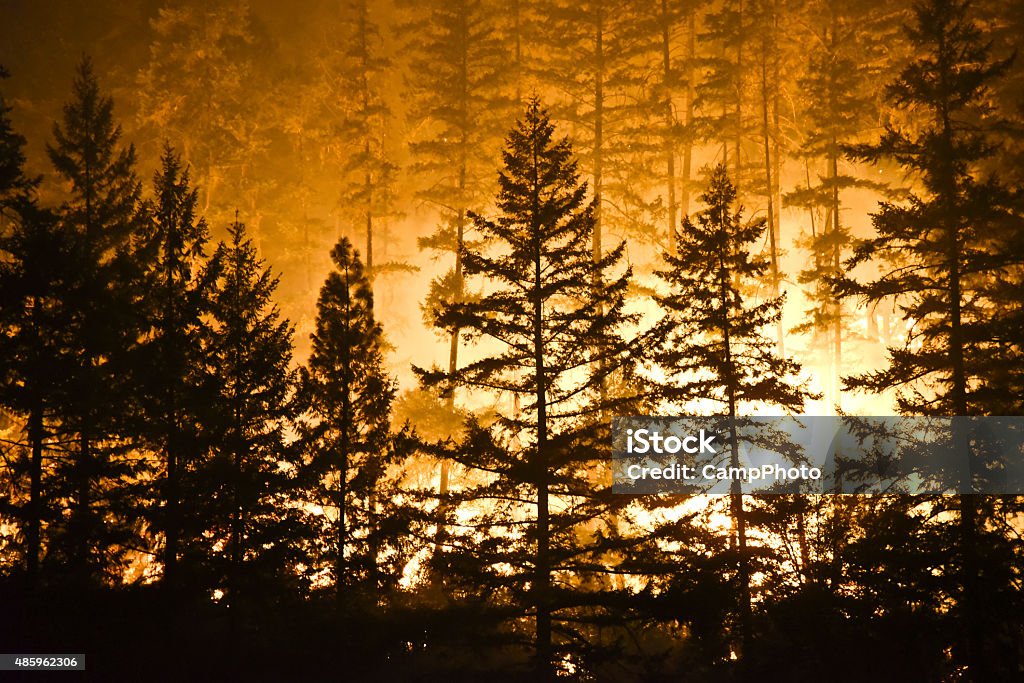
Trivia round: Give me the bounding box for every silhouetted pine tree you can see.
[420,100,646,680]
[839,1,1024,677]
[326,0,402,282]
[785,0,900,409]
[642,0,701,249]
[0,67,35,212]
[44,57,151,586]
[137,145,212,593]
[694,2,755,188]
[0,70,71,585]
[137,0,274,225]
[302,237,415,600]
[532,0,657,248]
[653,164,816,656]
[199,219,304,604]
[400,0,514,525]
[840,0,1017,417]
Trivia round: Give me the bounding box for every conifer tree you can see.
[653,164,815,655]
[45,56,151,585]
[199,219,304,603]
[325,0,400,282]
[302,237,413,599]
[0,67,35,213]
[421,100,644,680]
[840,0,1017,417]
[0,204,69,585]
[532,0,656,248]
[0,70,70,584]
[137,0,272,223]
[694,2,754,188]
[785,0,898,408]
[839,1,1024,675]
[644,0,700,248]
[138,145,212,592]
[400,0,514,512]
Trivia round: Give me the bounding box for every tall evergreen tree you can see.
[420,100,646,679]
[199,219,304,603]
[0,67,35,214]
[532,0,657,249]
[785,0,899,408]
[0,205,68,586]
[840,0,1017,418]
[400,0,514,514]
[694,1,755,188]
[137,0,274,225]
[138,145,212,592]
[0,69,70,585]
[45,56,151,586]
[325,0,400,282]
[643,0,701,249]
[653,164,816,656]
[839,1,1024,677]
[302,237,414,599]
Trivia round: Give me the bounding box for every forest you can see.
[1,0,1023,680]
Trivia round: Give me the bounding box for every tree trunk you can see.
[829,147,842,411]
[593,4,604,265]
[760,41,782,355]
[661,0,677,253]
[532,173,552,682]
[717,234,751,656]
[337,262,354,599]
[727,412,751,656]
[734,0,744,190]
[681,8,696,219]
[359,2,374,283]
[75,430,91,581]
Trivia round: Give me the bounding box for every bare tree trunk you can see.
[681,7,696,219]
[759,5,784,355]
[593,5,604,265]
[359,1,374,283]
[661,0,677,252]
[437,16,472,543]
[734,0,744,190]
[829,146,842,410]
